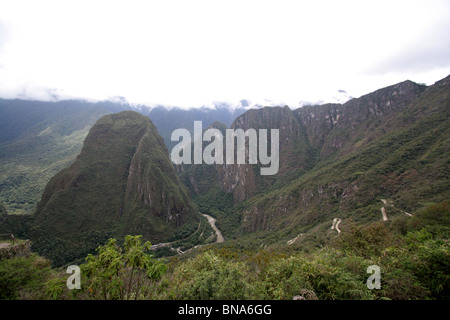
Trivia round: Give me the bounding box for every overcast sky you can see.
[0,0,449,108]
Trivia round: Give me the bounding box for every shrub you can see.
[159,250,250,300]
[0,253,52,299]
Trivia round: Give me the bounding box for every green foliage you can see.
[30,229,112,267]
[0,99,118,214]
[1,216,448,301]
[80,235,167,300]
[250,255,315,299]
[0,253,52,299]
[391,201,450,237]
[396,230,449,299]
[246,248,376,300]
[158,250,250,300]
[155,247,376,300]
[333,222,397,259]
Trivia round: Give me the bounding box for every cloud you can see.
[365,18,450,75]
[0,0,449,108]
[0,21,7,49]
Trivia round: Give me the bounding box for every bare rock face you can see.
[184,106,315,202]
[217,106,310,202]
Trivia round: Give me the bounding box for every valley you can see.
[0,74,449,300]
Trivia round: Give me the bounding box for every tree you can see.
[81,235,166,300]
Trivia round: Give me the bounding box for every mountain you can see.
[0,99,245,215]
[179,106,315,202]
[29,111,198,266]
[139,104,248,150]
[0,99,131,214]
[181,75,450,246]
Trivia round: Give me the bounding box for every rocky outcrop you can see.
[184,106,315,202]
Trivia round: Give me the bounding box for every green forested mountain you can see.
[29,111,198,266]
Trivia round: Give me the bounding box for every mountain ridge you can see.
[180,75,449,247]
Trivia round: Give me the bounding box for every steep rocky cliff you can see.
[180,106,316,202]
[294,80,427,157]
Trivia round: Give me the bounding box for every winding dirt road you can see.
[202,214,224,243]
[150,213,224,255]
[331,218,342,233]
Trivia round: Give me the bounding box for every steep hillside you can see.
[294,80,427,158]
[240,76,449,244]
[181,75,449,247]
[29,111,198,266]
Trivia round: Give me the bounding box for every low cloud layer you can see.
[0,0,449,108]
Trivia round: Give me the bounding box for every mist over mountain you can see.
[139,103,248,150]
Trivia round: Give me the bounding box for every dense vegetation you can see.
[1,202,448,300]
